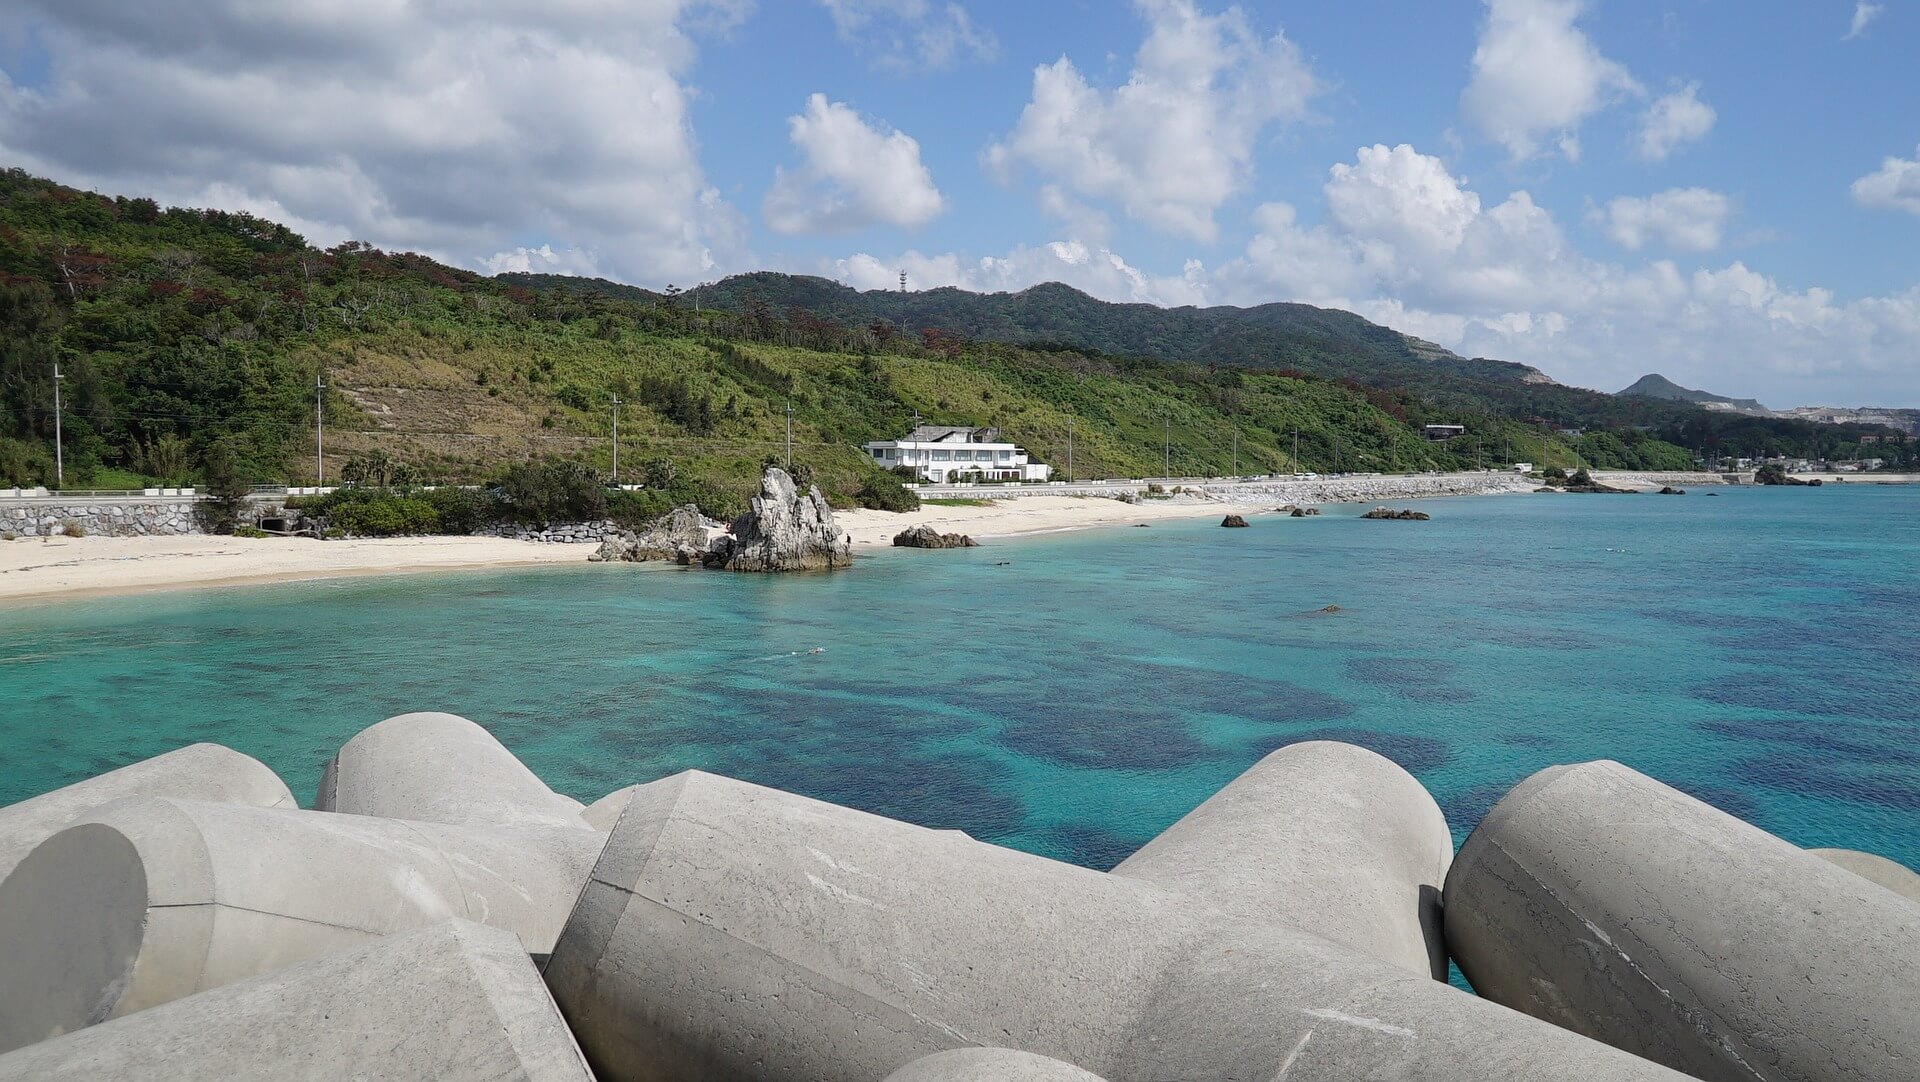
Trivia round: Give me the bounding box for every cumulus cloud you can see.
[1460,0,1639,160]
[818,0,998,70]
[0,0,744,284]
[1851,145,1920,216]
[986,0,1319,242]
[1636,84,1715,161]
[1594,188,1730,252]
[829,241,1210,306]
[1844,2,1884,40]
[763,94,945,235]
[1213,143,1920,404]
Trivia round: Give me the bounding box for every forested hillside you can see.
[4,169,1897,507]
[0,169,1601,510]
[510,270,1908,466]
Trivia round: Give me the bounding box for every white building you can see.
[864,426,1053,483]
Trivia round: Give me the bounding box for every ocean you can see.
[3,484,1916,873]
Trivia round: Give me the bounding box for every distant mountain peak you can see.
[1620,373,1772,415]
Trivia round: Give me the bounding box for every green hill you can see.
[1620,373,1773,415]
[0,168,1589,512]
[3,168,1900,508]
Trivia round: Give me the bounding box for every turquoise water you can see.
[3,485,1917,873]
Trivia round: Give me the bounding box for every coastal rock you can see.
[1220,514,1249,528]
[893,525,978,549]
[591,504,721,565]
[705,467,851,572]
[1534,486,1558,493]
[1361,507,1430,520]
[1657,486,1686,495]
[1808,847,1920,904]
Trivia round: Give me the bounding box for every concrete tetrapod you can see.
[1112,740,1451,978]
[0,920,594,1080]
[317,711,591,830]
[0,797,605,1053]
[1445,761,1920,1082]
[881,1048,1109,1081]
[1807,846,1920,904]
[0,743,293,882]
[542,770,1688,1082]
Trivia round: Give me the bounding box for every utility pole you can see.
[314,374,324,487]
[1334,432,1342,474]
[785,401,794,470]
[1162,418,1170,478]
[609,393,621,484]
[1066,418,1074,482]
[1293,426,1300,473]
[51,360,64,487]
[1232,421,1239,477]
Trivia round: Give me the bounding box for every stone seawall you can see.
[0,501,196,537]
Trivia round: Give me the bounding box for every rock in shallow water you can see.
[893,525,978,549]
[705,467,852,571]
[1220,514,1249,527]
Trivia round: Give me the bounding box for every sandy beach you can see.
[0,534,585,603]
[0,470,1713,602]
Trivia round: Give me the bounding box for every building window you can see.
[932,450,951,461]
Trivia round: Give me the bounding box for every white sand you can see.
[0,534,583,603]
[838,496,1274,548]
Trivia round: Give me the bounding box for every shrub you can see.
[855,472,920,512]
[669,478,747,522]
[607,487,674,528]
[423,486,499,534]
[1542,466,1567,480]
[232,525,270,538]
[1570,468,1594,486]
[59,519,85,537]
[495,458,606,526]
[327,495,441,537]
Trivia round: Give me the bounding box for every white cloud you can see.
[763,94,945,235]
[1845,2,1884,40]
[987,0,1319,242]
[1594,188,1730,252]
[818,0,998,70]
[1636,84,1715,161]
[483,244,603,278]
[830,240,1210,306]
[1460,0,1639,160]
[1851,145,1920,217]
[1214,143,1920,405]
[0,0,744,285]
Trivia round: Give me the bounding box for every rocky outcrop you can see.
[1283,505,1320,517]
[1657,486,1685,495]
[892,525,978,549]
[589,505,720,565]
[704,467,852,572]
[1361,507,1431,520]
[1220,515,1249,528]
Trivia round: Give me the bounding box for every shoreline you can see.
[0,469,1812,604]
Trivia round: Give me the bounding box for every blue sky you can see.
[2,1,1916,405]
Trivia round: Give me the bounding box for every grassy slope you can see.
[3,168,1582,508]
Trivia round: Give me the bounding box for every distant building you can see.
[864,426,1053,483]
[1423,424,1467,441]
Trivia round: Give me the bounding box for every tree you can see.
[642,457,675,489]
[194,442,251,533]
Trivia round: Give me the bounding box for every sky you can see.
[1,1,1916,407]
